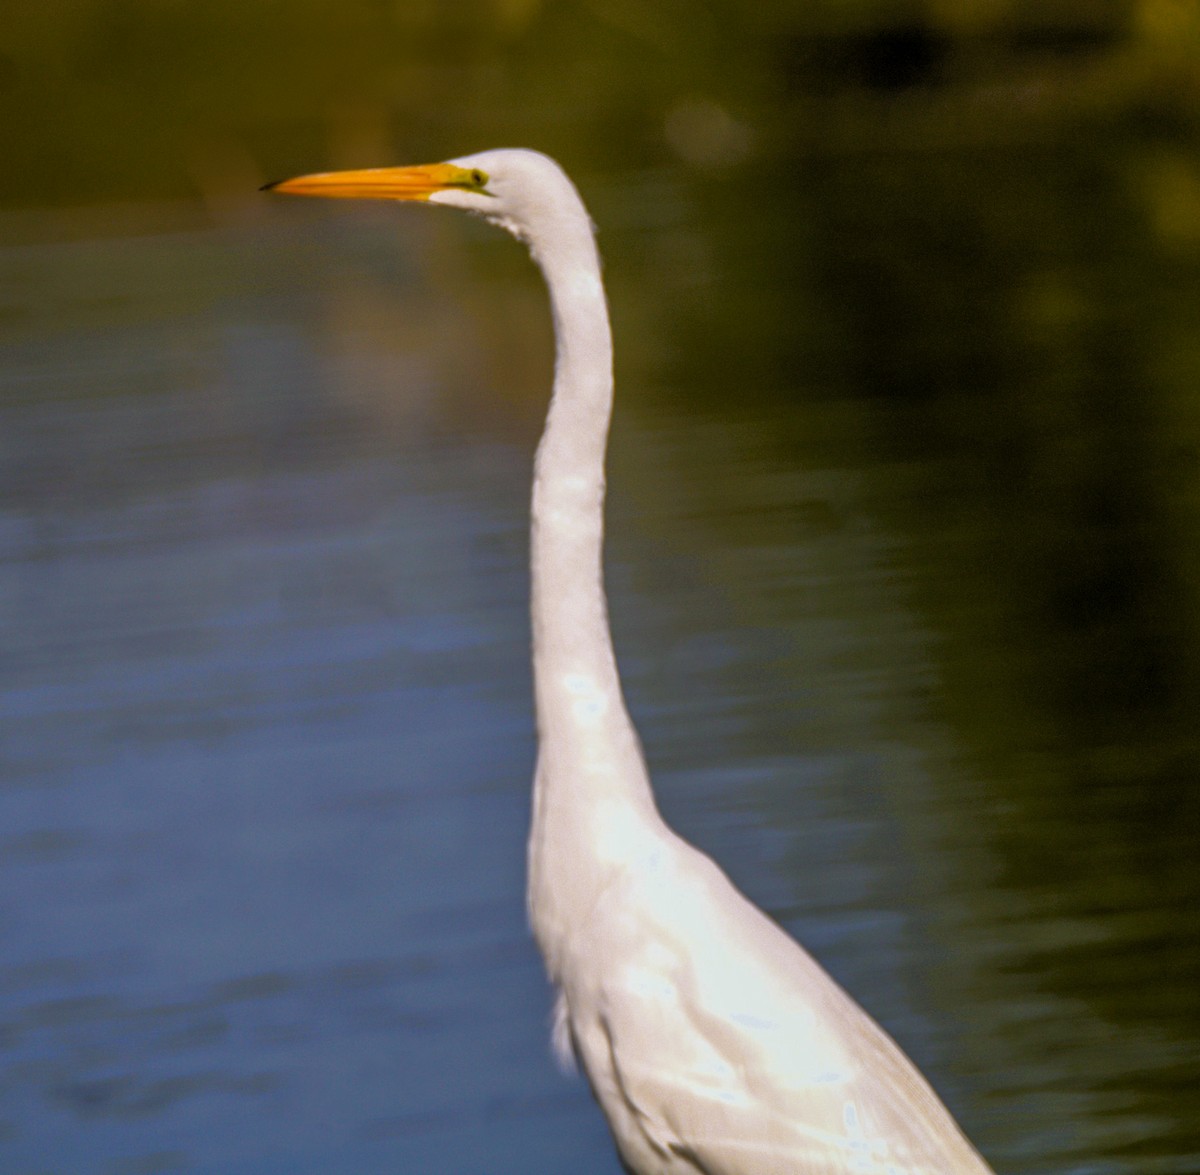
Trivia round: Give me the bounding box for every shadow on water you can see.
[642,118,1200,1172]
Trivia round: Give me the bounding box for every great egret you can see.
[266,149,995,1174]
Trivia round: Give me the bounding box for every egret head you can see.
[264,148,589,253]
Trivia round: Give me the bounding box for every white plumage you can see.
[267,148,995,1175]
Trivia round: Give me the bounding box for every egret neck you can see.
[525,195,661,926]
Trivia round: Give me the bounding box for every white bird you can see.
[266,149,996,1175]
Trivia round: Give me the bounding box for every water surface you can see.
[1,163,1198,1175]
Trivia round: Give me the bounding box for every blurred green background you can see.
[2,2,1199,1174]
[3,0,1198,208]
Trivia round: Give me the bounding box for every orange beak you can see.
[262,162,488,202]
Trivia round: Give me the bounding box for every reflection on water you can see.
[1,159,1198,1175]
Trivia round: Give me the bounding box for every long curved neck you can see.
[528,218,656,820]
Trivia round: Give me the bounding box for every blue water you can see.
[1,210,1197,1175]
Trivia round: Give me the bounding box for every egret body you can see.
[266,149,995,1175]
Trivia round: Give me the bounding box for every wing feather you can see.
[560,839,991,1175]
